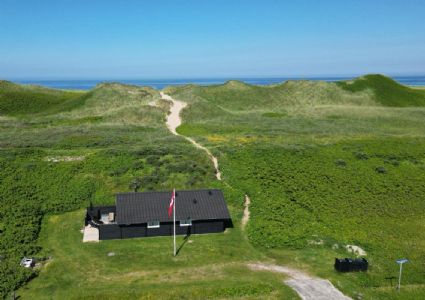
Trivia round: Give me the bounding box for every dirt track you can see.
[161,92,222,180]
[248,263,352,300]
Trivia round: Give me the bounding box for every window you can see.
[180,219,192,227]
[147,220,160,228]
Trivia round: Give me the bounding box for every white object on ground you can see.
[241,195,250,230]
[345,245,367,256]
[248,263,352,300]
[83,225,99,243]
[20,257,35,268]
[161,92,222,181]
[45,156,85,162]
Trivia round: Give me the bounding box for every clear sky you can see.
[0,0,424,79]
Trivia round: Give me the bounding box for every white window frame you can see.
[180,219,192,227]
[147,220,160,228]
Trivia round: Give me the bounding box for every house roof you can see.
[115,189,231,225]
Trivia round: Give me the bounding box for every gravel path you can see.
[161,92,222,180]
[248,263,352,300]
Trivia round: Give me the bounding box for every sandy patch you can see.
[345,245,367,256]
[45,156,85,162]
[83,225,99,243]
[241,195,251,230]
[308,239,324,245]
[248,263,352,300]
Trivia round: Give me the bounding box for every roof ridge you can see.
[116,188,221,196]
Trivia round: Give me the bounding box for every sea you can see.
[13,75,425,90]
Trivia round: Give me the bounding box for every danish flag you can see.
[168,189,175,217]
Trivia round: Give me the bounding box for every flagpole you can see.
[173,188,176,256]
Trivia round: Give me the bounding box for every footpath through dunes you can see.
[160,92,222,180]
[159,91,352,300]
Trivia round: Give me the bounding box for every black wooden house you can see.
[86,189,232,240]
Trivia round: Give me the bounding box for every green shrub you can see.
[375,166,387,174]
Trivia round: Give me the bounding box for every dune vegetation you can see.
[1,75,425,299]
[0,81,297,299]
[167,74,425,299]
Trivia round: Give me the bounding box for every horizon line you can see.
[4,72,425,81]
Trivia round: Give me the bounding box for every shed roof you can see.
[115,189,230,225]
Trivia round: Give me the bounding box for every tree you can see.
[129,178,142,192]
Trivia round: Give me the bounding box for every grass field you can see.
[166,75,425,299]
[18,209,298,299]
[1,75,425,299]
[0,81,298,299]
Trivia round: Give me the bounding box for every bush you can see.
[375,166,387,174]
[132,160,144,170]
[335,159,347,167]
[355,152,369,160]
[109,167,129,177]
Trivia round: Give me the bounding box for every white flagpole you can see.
[173,188,176,256]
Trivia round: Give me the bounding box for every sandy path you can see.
[160,92,222,180]
[241,195,250,230]
[160,91,350,300]
[248,263,352,300]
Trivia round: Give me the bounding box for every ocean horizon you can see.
[10,75,425,90]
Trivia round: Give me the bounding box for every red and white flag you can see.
[168,189,175,217]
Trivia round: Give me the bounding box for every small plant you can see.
[335,159,347,167]
[129,178,142,192]
[384,158,399,166]
[355,152,369,160]
[132,160,144,170]
[109,167,129,177]
[375,166,387,174]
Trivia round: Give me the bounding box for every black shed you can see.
[86,189,232,240]
[334,258,368,272]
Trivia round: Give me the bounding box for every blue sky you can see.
[0,0,424,79]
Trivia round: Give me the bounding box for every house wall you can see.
[99,224,122,240]
[98,220,226,240]
[122,224,147,238]
[193,220,224,234]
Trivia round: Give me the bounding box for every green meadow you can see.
[1,75,425,299]
[0,81,297,299]
[167,75,425,299]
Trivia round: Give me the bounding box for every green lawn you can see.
[18,210,298,299]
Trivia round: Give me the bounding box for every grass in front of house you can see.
[18,210,299,300]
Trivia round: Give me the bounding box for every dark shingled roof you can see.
[115,189,231,225]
